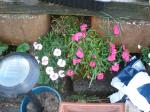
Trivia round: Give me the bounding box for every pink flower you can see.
[122,51,130,62]
[72,58,81,65]
[109,43,116,49]
[82,32,86,38]
[76,48,84,58]
[122,45,126,51]
[97,73,104,80]
[89,61,96,68]
[80,24,88,31]
[109,43,117,55]
[92,55,97,59]
[122,45,130,62]
[66,70,74,77]
[110,63,120,72]
[113,24,120,37]
[71,32,83,42]
[108,43,117,62]
[108,55,116,62]
[111,48,117,55]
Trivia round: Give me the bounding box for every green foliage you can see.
[34,16,84,89]
[16,43,30,52]
[67,29,124,86]
[51,16,83,35]
[0,42,30,56]
[0,42,8,55]
[141,46,150,65]
[51,16,85,45]
[35,16,127,88]
[35,32,67,85]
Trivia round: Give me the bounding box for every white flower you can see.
[35,56,39,60]
[53,48,61,57]
[50,73,59,81]
[41,56,49,66]
[148,53,150,58]
[138,45,141,49]
[46,66,54,75]
[33,42,43,50]
[37,60,40,64]
[58,70,65,78]
[33,42,37,47]
[148,63,150,66]
[57,59,66,67]
[34,56,40,64]
[36,44,43,50]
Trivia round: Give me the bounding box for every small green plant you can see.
[139,45,150,66]
[16,43,30,52]
[33,32,67,91]
[0,42,30,56]
[0,42,8,55]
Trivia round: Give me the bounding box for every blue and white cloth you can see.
[109,56,150,112]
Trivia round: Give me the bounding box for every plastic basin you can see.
[20,86,61,112]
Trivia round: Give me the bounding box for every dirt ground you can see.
[0,96,22,112]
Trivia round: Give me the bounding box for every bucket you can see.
[20,86,61,112]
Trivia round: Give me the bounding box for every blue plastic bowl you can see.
[20,86,61,112]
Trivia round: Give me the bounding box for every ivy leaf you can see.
[16,43,30,52]
[0,43,8,55]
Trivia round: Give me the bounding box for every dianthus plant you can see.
[33,32,67,86]
[66,24,130,86]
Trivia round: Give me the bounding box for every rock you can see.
[0,14,50,45]
[91,17,150,53]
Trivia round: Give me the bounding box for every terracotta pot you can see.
[59,102,125,112]
[91,16,150,53]
[0,14,50,45]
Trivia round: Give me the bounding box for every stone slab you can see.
[0,14,50,45]
[91,16,150,53]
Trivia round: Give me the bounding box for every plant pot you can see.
[20,86,61,112]
[59,102,125,112]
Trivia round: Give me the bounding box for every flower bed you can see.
[0,16,150,103]
[32,16,131,90]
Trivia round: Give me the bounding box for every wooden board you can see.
[0,2,150,20]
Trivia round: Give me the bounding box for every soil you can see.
[0,102,19,112]
[27,92,59,112]
[0,96,22,112]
